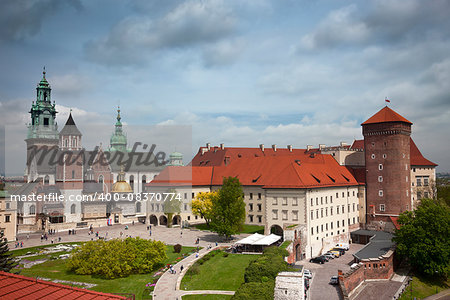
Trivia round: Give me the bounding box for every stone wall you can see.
[274,271,304,300]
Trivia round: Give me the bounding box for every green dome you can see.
[170,152,183,159]
[111,134,127,145]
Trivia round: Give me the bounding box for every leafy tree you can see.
[66,237,167,279]
[0,231,16,272]
[244,253,289,283]
[191,191,216,225]
[163,189,182,228]
[393,198,450,278]
[210,177,246,239]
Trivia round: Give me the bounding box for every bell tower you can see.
[25,68,59,182]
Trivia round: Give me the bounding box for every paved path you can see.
[153,245,236,300]
[424,289,450,300]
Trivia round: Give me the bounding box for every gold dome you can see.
[111,181,133,193]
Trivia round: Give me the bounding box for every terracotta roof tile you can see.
[0,272,127,300]
[362,106,412,125]
[410,138,437,166]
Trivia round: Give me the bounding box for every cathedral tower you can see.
[109,106,128,152]
[362,106,412,230]
[25,69,59,183]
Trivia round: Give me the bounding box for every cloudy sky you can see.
[1,0,449,175]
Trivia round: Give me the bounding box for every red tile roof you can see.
[346,167,366,185]
[0,271,127,300]
[350,140,364,150]
[149,147,359,189]
[389,216,400,230]
[410,139,437,166]
[362,106,412,125]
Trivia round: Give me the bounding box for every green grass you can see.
[15,245,196,300]
[399,274,449,300]
[182,295,233,300]
[193,224,264,234]
[9,241,82,257]
[181,251,258,291]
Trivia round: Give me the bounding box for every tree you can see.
[210,177,246,239]
[393,198,450,278]
[0,231,16,272]
[191,191,216,225]
[163,189,182,228]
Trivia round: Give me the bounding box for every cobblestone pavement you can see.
[12,223,245,250]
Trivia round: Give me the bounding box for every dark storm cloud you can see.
[85,0,237,66]
[0,0,83,41]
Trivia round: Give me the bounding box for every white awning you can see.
[235,233,281,246]
[252,234,282,245]
[235,233,265,245]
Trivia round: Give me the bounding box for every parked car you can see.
[323,253,335,260]
[331,248,346,255]
[309,256,327,264]
[319,255,330,262]
[329,250,341,257]
[303,269,313,279]
[335,243,349,250]
[330,276,339,285]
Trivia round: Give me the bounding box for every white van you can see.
[335,243,349,250]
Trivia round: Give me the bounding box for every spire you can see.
[65,112,76,126]
[116,105,122,126]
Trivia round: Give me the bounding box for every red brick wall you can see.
[363,122,411,227]
[362,254,394,280]
[339,265,365,297]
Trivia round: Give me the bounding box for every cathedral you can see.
[15,71,166,233]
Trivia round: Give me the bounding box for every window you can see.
[378,176,383,182]
[71,204,76,214]
[273,197,278,205]
[330,207,333,215]
[44,175,49,185]
[282,210,288,220]
[249,193,253,200]
[336,193,338,198]
[406,176,408,182]
[184,204,188,211]
[311,227,314,235]
[249,215,254,222]
[311,210,314,220]
[5,215,10,223]
[342,205,345,213]
[326,223,328,230]
[353,203,355,212]
[257,215,262,223]
[310,198,313,206]
[72,170,75,179]
[129,175,134,190]
[316,197,318,205]
[330,195,333,203]
[72,138,77,148]
[352,191,355,197]
[6,202,10,209]
[424,192,429,198]
[30,205,36,215]
[258,193,262,199]
[249,204,253,211]
[383,154,387,159]
[325,207,328,216]
[257,204,262,212]
[136,202,141,213]
[380,204,385,212]
[293,197,298,206]
[325,196,328,204]
[337,220,340,227]
[184,193,187,199]
[321,208,323,218]
[424,177,429,186]
[272,210,278,220]
[142,175,146,185]
[342,192,345,197]
[316,210,319,219]
[321,197,323,205]
[321,224,323,232]
[192,192,195,198]
[282,197,288,205]
[379,190,383,197]
[43,117,49,126]
[331,222,333,229]
[98,175,104,184]
[337,206,340,214]
[353,217,355,224]
[371,154,375,159]
[379,164,383,170]
[292,211,298,221]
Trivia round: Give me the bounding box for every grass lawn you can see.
[15,245,196,300]
[182,295,233,300]
[399,274,449,300]
[193,224,264,234]
[181,251,258,291]
[9,241,83,257]
[280,240,291,249]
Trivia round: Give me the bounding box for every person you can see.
[58,237,61,242]
[149,230,152,236]
[180,230,183,238]
[215,242,218,247]
[180,265,184,272]
[20,241,23,247]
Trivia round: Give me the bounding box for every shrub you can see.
[232,282,275,300]
[173,244,182,253]
[263,246,289,257]
[244,254,289,283]
[66,237,167,279]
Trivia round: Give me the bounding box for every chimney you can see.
[206,143,211,151]
[260,144,265,152]
[306,145,313,151]
[287,145,292,152]
[201,148,207,155]
[319,144,326,150]
[220,143,224,150]
[272,144,277,151]
[340,142,348,147]
[224,156,230,166]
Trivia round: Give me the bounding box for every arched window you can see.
[44,175,50,185]
[136,202,141,213]
[71,204,76,214]
[29,205,36,215]
[117,175,120,182]
[142,175,146,185]
[72,138,76,148]
[98,175,104,184]
[129,175,134,191]
[64,139,69,148]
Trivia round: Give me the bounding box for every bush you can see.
[173,244,182,253]
[232,282,275,300]
[263,246,289,257]
[244,253,289,283]
[66,237,167,279]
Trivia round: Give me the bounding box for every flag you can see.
[385,98,390,103]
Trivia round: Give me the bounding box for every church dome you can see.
[111,181,133,193]
[170,152,183,160]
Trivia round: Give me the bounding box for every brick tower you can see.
[362,106,412,231]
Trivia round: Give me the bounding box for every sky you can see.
[1,0,449,175]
